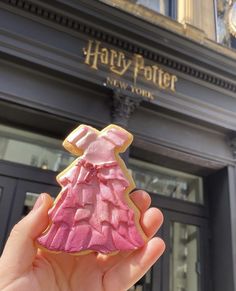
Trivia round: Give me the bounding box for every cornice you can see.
[1,0,236,94]
[133,134,230,169]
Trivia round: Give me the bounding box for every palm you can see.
[0,191,165,291]
[32,252,112,291]
[24,245,151,291]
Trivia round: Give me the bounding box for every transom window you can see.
[0,124,74,171]
[129,158,204,204]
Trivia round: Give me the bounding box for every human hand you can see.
[0,191,165,291]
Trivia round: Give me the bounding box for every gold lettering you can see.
[101,48,109,64]
[136,87,142,95]
[84,40,178,95]
[147,91,154,100]
[106,76,114,87]
[84,40,100,70]
[144,66,152,81]
[158,69,164,88]
[110,50,117,66]
[117,52,124,67]
[113,79,119,88]
[163,73,171,88]
[106,77,129,90]
[152,65,159,84]
[170,75,178,92]
[122,57,132,75]
[119,81,129,90]
[110,58,132,75]
[142,90,154,100]
[130,85,135,93]
[133,54,144,84]
[130,85,154,100]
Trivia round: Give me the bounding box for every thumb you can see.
[0,193,53,273]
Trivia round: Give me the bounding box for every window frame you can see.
[169,0,178,19]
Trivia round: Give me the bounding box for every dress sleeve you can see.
[100,125,133,150]
[63,125,97,155]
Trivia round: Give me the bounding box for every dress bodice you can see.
[82,138,116,164]
[64,124,132,165]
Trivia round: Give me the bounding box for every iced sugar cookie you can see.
[37,124,147,255]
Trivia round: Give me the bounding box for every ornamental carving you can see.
[111,90,142,127]
[229,2,236,37]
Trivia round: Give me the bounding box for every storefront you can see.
[0,1,236,290]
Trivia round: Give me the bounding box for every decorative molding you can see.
[1,0,236,93]
[133,135,229,169]
[111,89,142,127]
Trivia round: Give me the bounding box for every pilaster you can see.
[178,0,216,40]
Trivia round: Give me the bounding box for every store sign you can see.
[83,40,178,100]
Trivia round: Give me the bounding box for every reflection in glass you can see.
[128,269,152,291]
[136,0,169,15]
[23,192,40,216]
[170,223,200,291]
[0,124,74,172]
[100,0,172,21]
[129,159,203,204]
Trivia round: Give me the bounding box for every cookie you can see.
[37,124,147,255]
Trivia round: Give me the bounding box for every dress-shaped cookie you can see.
[37,124,146,255]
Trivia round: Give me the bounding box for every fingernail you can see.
[32,194,45,211]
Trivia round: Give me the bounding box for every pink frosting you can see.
[37,125,145,254]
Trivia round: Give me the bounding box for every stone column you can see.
[177,0,216,41]
[111,89,142,163]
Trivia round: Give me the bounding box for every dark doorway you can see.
[0,161,60,254]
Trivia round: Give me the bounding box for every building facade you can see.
[0,1,236,290]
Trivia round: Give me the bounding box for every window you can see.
[132,0,171,16]
[0,124,74,171]
[129,158,204,204]
[100,0,177,20]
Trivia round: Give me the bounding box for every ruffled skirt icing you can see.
[37,160,144,254]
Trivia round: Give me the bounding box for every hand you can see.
[0,191,165,291]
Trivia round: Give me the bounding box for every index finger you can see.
[130,190,151,213]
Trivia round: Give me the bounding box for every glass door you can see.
[169,222,200,291]
[128,158,208,291]
[128,227,162,291]
[162,210,208,291]
[127,209,208,291]
[6,180,60,239]
[0,176,17,253]
[128,269,153,291]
